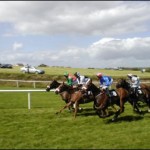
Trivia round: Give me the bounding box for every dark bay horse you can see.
[116,78,150,113]
[55,82,96,118]
[46,80,61,92]
[82,82,130,121]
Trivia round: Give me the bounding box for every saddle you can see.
[109,89,118,97]
[136,88,143,95]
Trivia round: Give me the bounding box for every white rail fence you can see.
[0,79,149,110]
[0,79,150,88]
[0,89,55,109]
[0,79,51,88]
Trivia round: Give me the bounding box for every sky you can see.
[0,1,150,68]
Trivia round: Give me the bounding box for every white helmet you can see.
[77,72,80,76]
[127,74,133,77]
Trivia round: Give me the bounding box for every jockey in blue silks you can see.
[96,73,113,99]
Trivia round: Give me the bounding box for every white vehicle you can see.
[20,66,45,74]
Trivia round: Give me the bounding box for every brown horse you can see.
[55,82,95,118]
[46,80,74,110]
[82,82,131,121]
[116,78,150,113]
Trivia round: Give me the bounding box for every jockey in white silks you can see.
[127,73,141,94]
[74,72,91,86]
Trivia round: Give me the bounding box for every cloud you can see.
[0,1,150,68]
[1,37,149,68]
[88,37,150,60]
[0,1,150,36]
[13,42,23,51]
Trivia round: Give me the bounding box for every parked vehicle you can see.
[20,65,45,74]
[0,63,13,68]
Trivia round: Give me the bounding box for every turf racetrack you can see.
[0,87,150,149]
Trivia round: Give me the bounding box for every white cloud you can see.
[88,37,150,61]
[0,1,150,68]
[0,1,150,36]
[13,42,23,51]
[1,37,150,68]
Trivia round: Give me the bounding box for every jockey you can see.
[96,73,113,99]
[127,74,141,94]
[64,72,78,87]
[74,72,91,86]
[74,72,92,95]
[64,72,82,110]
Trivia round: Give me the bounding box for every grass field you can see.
[0,66,150,80]
[0,87,150,149]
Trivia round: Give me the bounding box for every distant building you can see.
[141,69,146,73]
[15,63,24,66]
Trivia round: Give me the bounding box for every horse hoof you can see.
[112,118,116,122]
[99,115,105,118]
[148,109,150,113]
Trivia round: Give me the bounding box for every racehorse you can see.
[81,83,106,116]
[46,80,61,92]
[116,78,150,113]
[55,82,96,118]
[82,82,131,121]
[46,80,74,110]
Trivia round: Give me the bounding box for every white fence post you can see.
[28,92,31,109]
[33,82,36,88]
[16,81,19,88]
[0,89,55,109]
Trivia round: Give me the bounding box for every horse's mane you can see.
[88,83,100,96]
[116,78,130,90]
[58,83,75,93]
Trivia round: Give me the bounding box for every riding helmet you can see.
[96,73,103,78]
[127,74,133,77]
[64,72,69,76]
[74,72,80,77]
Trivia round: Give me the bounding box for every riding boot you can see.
[109,97,112,104]
[106,89,112,104]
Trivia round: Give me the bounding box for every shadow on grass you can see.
[77,108,97,117]
[104,115,144,124]
[78,108,117,117]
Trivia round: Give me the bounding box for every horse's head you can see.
[55,82,72,94]
[116,78,130,90]
[46,80,60,92]
[81,82,92,93]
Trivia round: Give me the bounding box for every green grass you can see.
[0,87,150,149]
[0,66,150,80]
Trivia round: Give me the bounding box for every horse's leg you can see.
[112,98,125,121]
[146,95,150,113]
[129,96,142,114]
[74,101,79,118]
[56,101,73,114]
[64,100,72,112]
[133,99,142,114]
[104,108,109,117]
[97,109,106,118]
[95,106,106,118]
[111,104,118,112]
